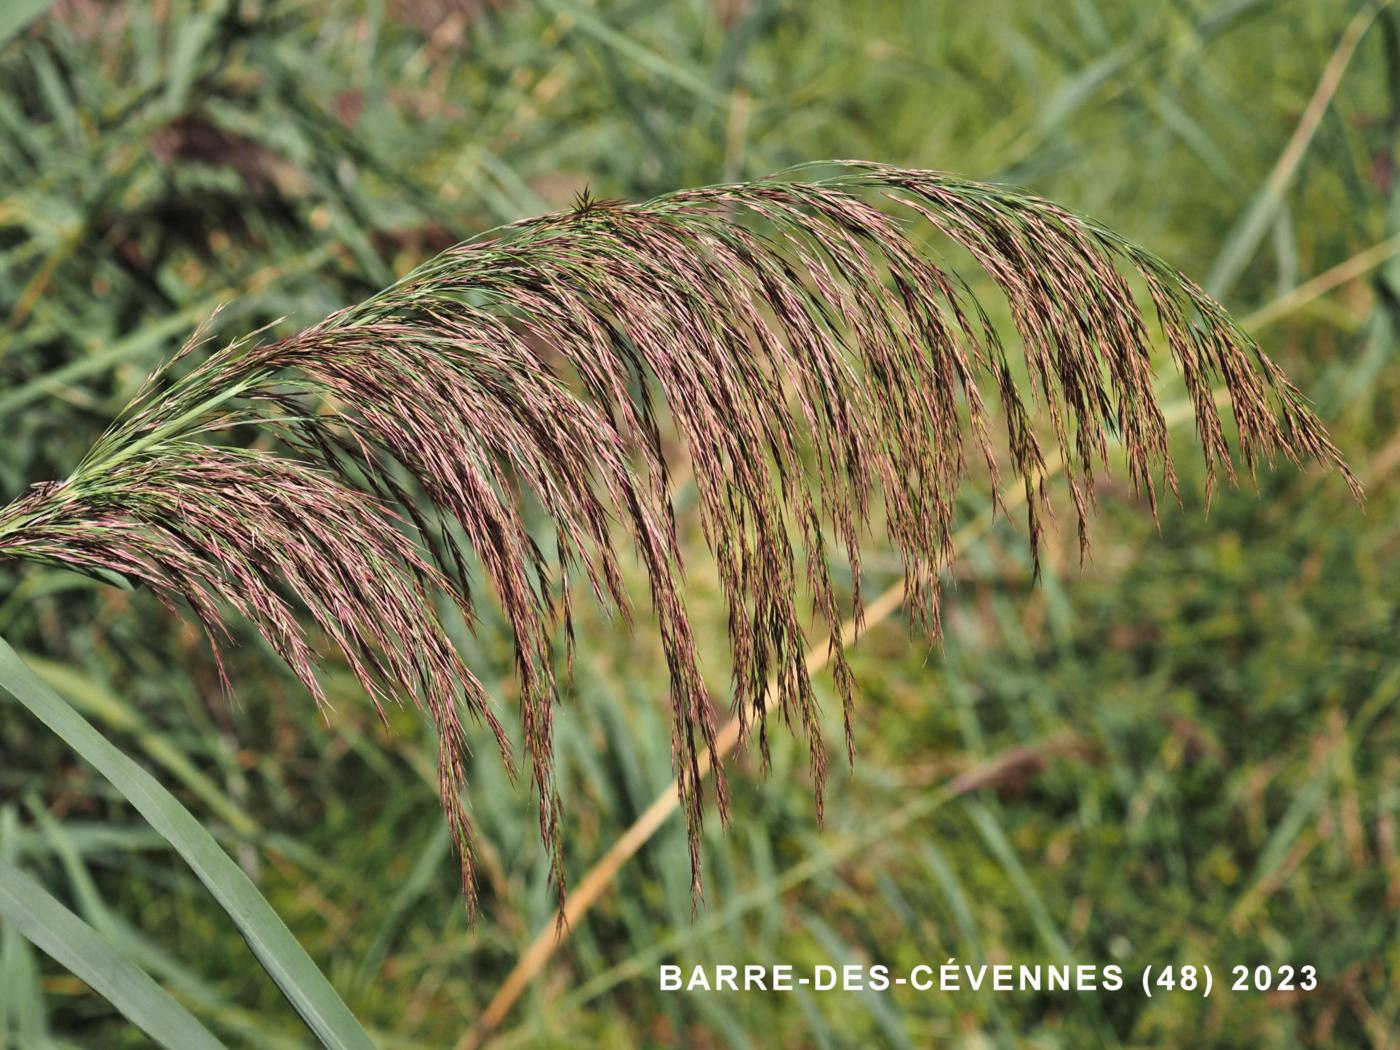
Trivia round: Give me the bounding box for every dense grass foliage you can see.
[1,1,1398,1046]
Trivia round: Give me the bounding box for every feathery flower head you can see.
[0,163,1358,911]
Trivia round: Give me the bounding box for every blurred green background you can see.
[2,0,1399,1046]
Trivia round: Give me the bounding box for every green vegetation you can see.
[1,1,1397,1047]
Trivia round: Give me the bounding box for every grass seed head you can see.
[0,163,1359,911]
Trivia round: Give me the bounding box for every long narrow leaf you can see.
[0,858,224,1050]
[0,638,374,1050]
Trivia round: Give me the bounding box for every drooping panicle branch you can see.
[0,163,1358,909]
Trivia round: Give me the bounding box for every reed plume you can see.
[0,162,1358,911]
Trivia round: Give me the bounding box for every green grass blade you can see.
[0,808,51,1046]
[0,858,224,1050]
[540,0,724,104]
[0,637,375,1050]
[20,652,261,838]
[0,0,54,47]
